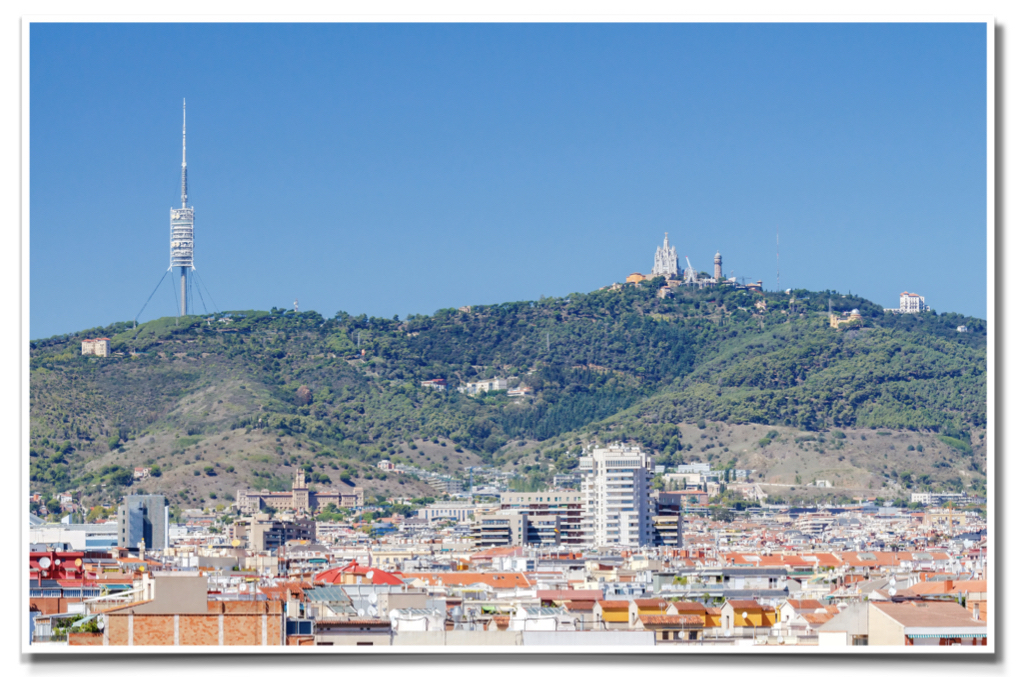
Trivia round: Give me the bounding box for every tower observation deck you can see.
[170,100,194,315]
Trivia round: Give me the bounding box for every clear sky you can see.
[29,22,988,339]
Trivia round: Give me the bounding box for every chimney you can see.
[974,604,980,621]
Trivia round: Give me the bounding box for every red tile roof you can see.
[597,600,630,610]
[640,614,705,628]
[537,589,603,602]
[411,572,533,590]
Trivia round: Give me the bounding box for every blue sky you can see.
[29,22,988,339]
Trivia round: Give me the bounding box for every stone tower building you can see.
[714,251,723,281]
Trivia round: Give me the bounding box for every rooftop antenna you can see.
[294,298,299,313]
[776,225,780,292]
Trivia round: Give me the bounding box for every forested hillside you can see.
[29,280,987,509]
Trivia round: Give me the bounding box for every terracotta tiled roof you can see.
[632,598,669,609]
[411,572,534,590]
[726,600,765,610]
[563,601,596,611]
[314,563,403,586]
[787,599,826,610]
[537,589,603,602]
[871,601,987,629]
[669,602,707,613]
[640,614,704,628]
[597,600,630,610]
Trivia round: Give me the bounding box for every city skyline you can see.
[30,22,988,339]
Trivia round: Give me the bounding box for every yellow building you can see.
[626,272,647,284]
[830,309,863,328]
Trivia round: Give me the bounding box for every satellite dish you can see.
[232,539,241,547]
[357,608,366,617]
[366,570,374,580]
[97,618,105,630]
[74,558,82,567]
[725,629,732,638]
[55,559,62,566]
[38,557,51,569]
[742,611,748,619]
[369,593,378,604]
[368,605,378,617]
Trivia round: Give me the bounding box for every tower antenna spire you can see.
[181,99,188,208]
[170,99,195,316]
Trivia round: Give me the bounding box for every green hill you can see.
[29,281,987,511]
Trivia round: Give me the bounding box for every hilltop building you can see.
[81,338,111,357]
[714,251,723,281]
[457,378,508,396]
[236,469,363,515]
[899,292,927,314]
[830,309,863,329]
[580,444,654,548]
[651,233,680,279]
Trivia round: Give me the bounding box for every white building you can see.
[651,232,680,278]
[415,501,477,522]
[899,292,927,313]
[457,378,508,396]
[579,444,654,548]
[81,338,111,356]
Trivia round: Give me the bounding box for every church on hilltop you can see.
[651,232,680,278]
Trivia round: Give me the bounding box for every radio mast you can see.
[170,99,195,316]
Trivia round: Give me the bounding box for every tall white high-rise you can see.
[579,444,654,548]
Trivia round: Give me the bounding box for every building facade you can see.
[651,233,680,278]
[236,469,363,515]
[117,494,169,551]
[457,378,508,396]
[899,292,927,313]
[499,491,585,547]
[580,444,654,547]
[81,338,111,356]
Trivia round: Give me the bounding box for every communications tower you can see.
[169,100,194,316]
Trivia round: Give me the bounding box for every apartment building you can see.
[899,292,927,314]
[580,444,654,548]
[81,338,111,357]
[499,491,584,546]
